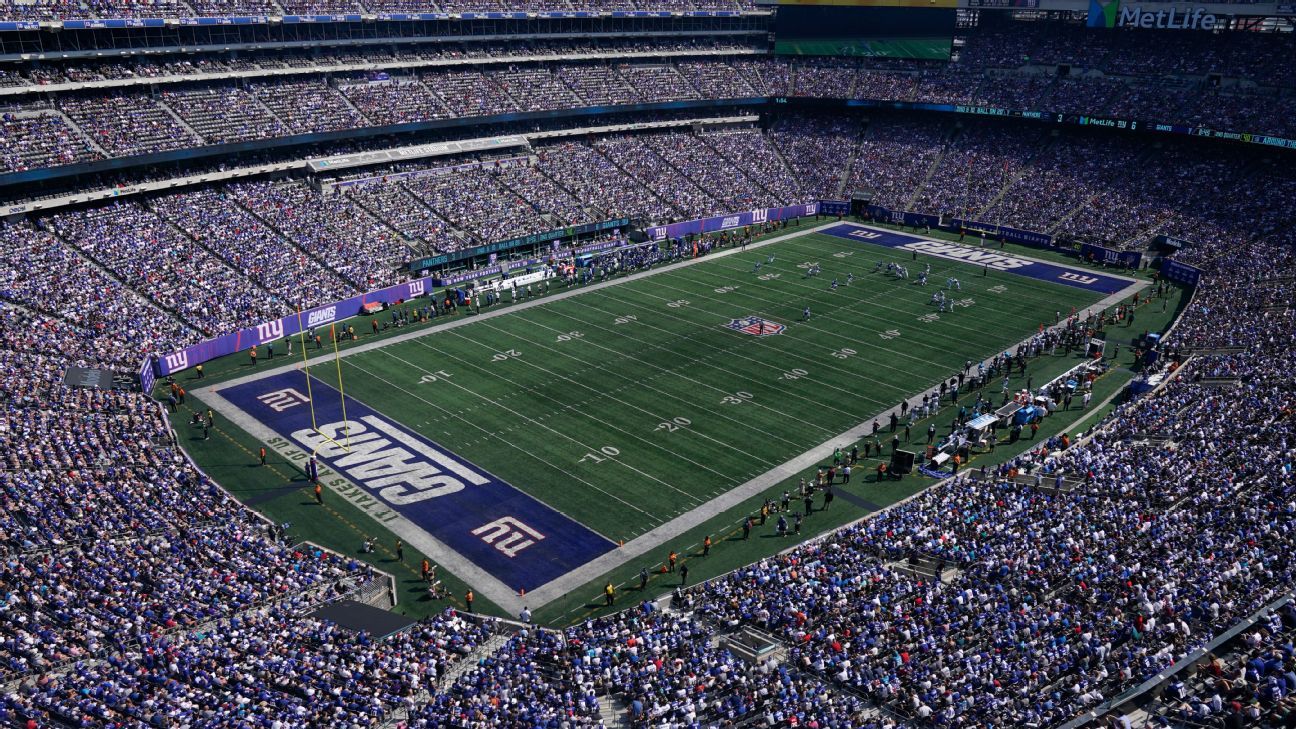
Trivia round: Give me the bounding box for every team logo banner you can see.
[153,276,437,376]
[725,316,786,336]
[647,204,817,241]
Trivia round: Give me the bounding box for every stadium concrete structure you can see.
[0,1,1294,727]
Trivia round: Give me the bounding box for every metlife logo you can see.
[1088,0,1219,29]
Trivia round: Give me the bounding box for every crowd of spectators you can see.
[689,239,1296,727]
[845,116,948,211]
[251,79,369,135]
[0,0,758,19]
[0,112,102,173]
[340,78,454,126]
[0,217,194,359]
[1147,602,1296,728]
[770,113,860,200]
[151,187,360,311]
[230,179,412,289]
[47,201,286,340]
[0,91,1292,729]
[3,11,1295,729]
[533,138,678,223]
[0,223,1289,725]
[643,130,783,212]
[160,86,290,145]
[592,132,721,221]
[5,44,1296,169]
[56,93,202,157]
[703,128,804,205]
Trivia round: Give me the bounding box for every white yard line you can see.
[195,221,1146,614]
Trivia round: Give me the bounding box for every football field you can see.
[200,223,1138,614]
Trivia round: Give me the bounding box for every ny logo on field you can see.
[164,351,189,373]
[725,316,785,337]
[256,388,310,413]
[471,517,545,558]
[408,280,425,297]
[256,320,285,343]
[751,208,769,224]
[1058,272,1100,285]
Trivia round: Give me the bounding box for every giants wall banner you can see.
[949,218,1055,249]
[1080,243,1143,269]
[154,277,435,377]
[646,203,818,241]
[866,204,941,230]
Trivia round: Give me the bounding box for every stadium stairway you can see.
[46,220,203,338]
[591,142,688,221]
[250,93,293,134]
[535,163,610,221]
[832,119,868,200]
[903,122,957,212]
[763,128,803,196]
[330,82,370,121]
[886,554,961,584]
[154,97,206,146]
[642,134,728,209]
[346,181,448,255]
[975,135,1056,220]
[489,72,529,114]
[435,631,511,690]
[38,107,110,159]
[597,697,633,728]
[698,132,787,205]
[225,193,369,292]
[1046,143,1157,236]
[141,196,286,302]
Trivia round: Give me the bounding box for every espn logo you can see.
[163,351,189,373]
[256,320,285,343]
[408,280,426,297]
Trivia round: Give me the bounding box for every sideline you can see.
[196,222,1147,615]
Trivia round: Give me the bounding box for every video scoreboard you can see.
[773,0,957,60]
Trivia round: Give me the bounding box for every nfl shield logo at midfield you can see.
[725,315,785,337]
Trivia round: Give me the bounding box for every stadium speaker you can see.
[890,449,916,476]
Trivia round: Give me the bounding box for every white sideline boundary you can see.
[197,221,1146,615]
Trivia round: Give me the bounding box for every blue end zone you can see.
[820,224,1134,295]
[220,370,616,592]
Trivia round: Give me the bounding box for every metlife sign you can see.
[1088,0,1219,29]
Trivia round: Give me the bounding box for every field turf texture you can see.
[166,223,1188,624]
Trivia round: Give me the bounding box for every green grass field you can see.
[170,224,1187,623]
[330,231,1099,541]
